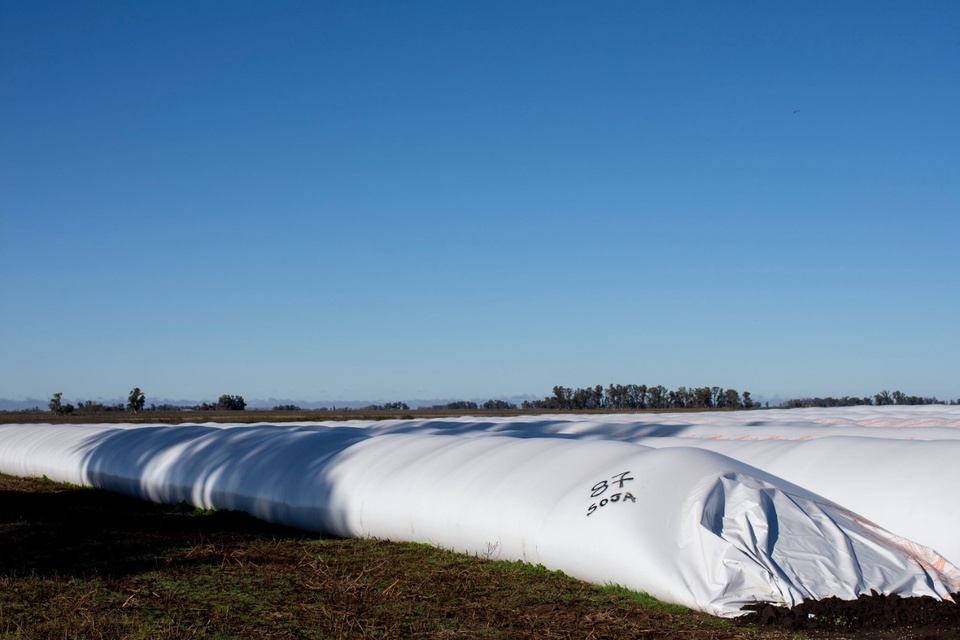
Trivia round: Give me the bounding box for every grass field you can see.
[0,472,796,639]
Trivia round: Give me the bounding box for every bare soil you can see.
[736,592,960,639]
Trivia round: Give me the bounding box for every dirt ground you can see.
[736,591,960,639]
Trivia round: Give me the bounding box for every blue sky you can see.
[2,1,958,405]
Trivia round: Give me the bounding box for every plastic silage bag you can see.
[631,435,960,567]
[1,422,957,617]
[352,406,960,567]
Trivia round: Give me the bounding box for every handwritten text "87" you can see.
[586,471,637,516]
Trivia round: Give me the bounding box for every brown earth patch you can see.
[736,591,960,639]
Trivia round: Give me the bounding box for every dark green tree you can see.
[693,387,713,408]
[127,387,146,413]
[482,399,517,410]
[48,392,62,414]
[723,388,741,409]
[874,390,894,406]
[552,386,571,410]
[647,385,668,409]
[48,392,74,415]
[217,394,246,411]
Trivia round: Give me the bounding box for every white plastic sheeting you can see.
[1,406,958,618]
[326,405,960,565]
[335,405,960,566]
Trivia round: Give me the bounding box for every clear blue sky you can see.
[2,1,958,405]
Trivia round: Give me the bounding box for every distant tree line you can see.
[522,384,755,411]
[781,390,952,408]
[195,395,247,411]
[47,394,127,415]
[36,386,958,416]
[429,400,478,410]
[426,400,518,411]
[361,402,410,411]
[46,390,248,414]
[150,404,183,411]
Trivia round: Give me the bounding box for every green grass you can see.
[0,473,799,639]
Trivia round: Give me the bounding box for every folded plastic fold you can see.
[1,420,957,617]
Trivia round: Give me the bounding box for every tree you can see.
[430,400,478,410]
[217,394,246,411]
[672,386,694,408]
[77,400,107,413]
[127,387,146,413]
[874,390,894,406]
[711,386,724,407]
[48,392,74,415]
[607,384,625,410]
[482,399,517,410]
[48,392,62,414]
[647,385,668,409]
[552,386,571,410]
[723,388,741,409]
[362,401,409,411]
[693,387,713,408]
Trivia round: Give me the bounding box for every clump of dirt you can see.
[737,590,960,639]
